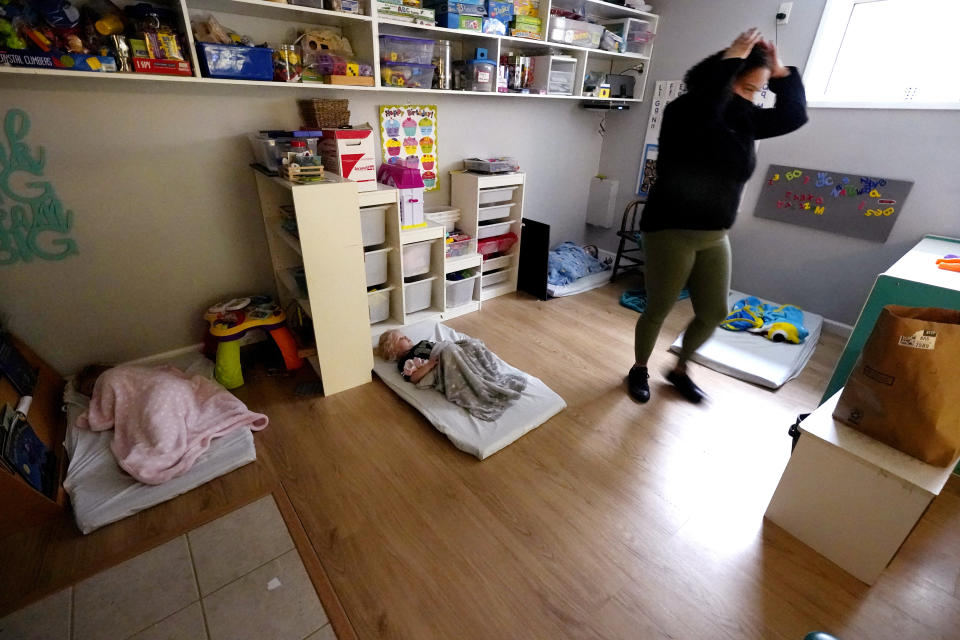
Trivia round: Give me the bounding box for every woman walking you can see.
[629,29,808,403]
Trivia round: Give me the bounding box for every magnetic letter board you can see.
[753,164,913,243]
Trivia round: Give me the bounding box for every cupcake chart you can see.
[379,104,439,192]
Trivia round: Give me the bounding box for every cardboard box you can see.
[133,57,193,76]
[0,50,116,72]
[485,0,513,21]
[427,1,486,15]
[437,12,482,30]
[320,129,377,191]
[375,1,435,17]
[323,74,376,86]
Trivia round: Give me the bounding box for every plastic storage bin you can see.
[424,206,461,233]
[446,275,477,308]
[477,232,518,257]
[478,186,518,205]
[368,287,392,324]
[478,219,515,238]
[478,202,515,221]
[404,277,435,312]
[197,43,274,80]
[364,247,391,287]
[360,205,388,247]
[482,269,511,286]
[548,16,604,49]
[549,69,574,94]
[402,240,433,276]
[446,237,472,257]
[379,35,435,64]
[600,18,653,54]
[467,60,496,91]
[381,62,436,88]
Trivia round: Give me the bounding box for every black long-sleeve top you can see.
[639,57,808,232]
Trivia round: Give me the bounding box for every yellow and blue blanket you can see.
[721,296,809,344]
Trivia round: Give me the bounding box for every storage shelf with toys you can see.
[2,0,658,101]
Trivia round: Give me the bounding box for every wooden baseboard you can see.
[821,318,853,340]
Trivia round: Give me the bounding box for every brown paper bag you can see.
[833,305,960,467]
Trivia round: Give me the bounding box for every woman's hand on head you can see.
[758,39,790,78]
[724,28,762,59]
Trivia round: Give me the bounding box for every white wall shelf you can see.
[4,0,658,101]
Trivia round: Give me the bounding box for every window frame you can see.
[803,0,960,110]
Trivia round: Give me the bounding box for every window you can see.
[804,0,960,108]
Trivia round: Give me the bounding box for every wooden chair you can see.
[611,198,646,281]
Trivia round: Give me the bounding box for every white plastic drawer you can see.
[360,205,388,247]
[482,268,511,286]
[445,275,478,308]
[477,219,517,239]
[402,240,433,277]
[364,247,390,287]
[478,202,516,222]
[478,186,519,205]
[367,287,393,324]
[404,276,435,313]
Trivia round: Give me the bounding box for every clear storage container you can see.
[404,276,435,312]
[424,206,461,233]
[600,18,653,54]
[402,240,433,276]
[446,275,477,308]
[466,60,496,91]
[548,16,604,49]
[381,62,436,88]
[360,205,388,247]
[446,237,472,257]
[379,35,436,64]
[364,247,391,287]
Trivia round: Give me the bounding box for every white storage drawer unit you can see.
[478,220,516,239]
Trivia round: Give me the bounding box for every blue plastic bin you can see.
[197,43,274,80]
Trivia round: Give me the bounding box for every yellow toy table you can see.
[204,296,302,389]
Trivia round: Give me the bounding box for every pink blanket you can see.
[77,365,268,485]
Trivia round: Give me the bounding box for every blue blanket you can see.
[547,242,609,286]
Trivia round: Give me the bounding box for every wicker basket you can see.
[297,98,350,129]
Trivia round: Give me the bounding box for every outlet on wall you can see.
[777,2,793,24]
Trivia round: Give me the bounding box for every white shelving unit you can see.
[451,171,525,302]
[4,0,659,101]
[253,170,374,395]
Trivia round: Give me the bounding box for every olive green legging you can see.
[634,229,731,366]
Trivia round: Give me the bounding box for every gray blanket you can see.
[428,339,527,421]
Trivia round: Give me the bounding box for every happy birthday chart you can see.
[379,104,438,192]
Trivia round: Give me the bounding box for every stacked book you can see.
[1,403,56,497]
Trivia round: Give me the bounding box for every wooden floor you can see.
[6,282,960,639]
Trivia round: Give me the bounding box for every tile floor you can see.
[0,496,338,640]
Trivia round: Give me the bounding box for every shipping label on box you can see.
[320,129,377,191]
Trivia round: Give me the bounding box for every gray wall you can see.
[588,0,960,325]
[0,77,603,372]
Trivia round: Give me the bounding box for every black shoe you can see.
[627,365,650,403]
[666,369,705,404]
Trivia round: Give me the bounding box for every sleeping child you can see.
[378,329,526,421]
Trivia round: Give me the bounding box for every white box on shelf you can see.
[364,247,391,287]
[478,186,518,205]
[477,219,516,239]
[360,205,388,247]
[402,240,433,276]
[478,202,516,222]
[320,129,377,192]
[400,189,425,228]
[446,275,478,308]
[368,287,393,324]
[404,276,435,312]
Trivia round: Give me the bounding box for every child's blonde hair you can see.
[378,330,408,361]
